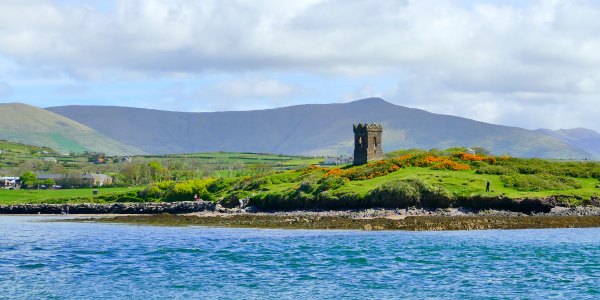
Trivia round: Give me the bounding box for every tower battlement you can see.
[353,123,383,165]
[353,123,383,132]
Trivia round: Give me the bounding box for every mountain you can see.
[46,98,593,159]
[536,128,600,159]
[0,103,143,155]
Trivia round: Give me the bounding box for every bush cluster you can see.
[249,177,454,210]
[500,174,582,191]
[367,178,454,208]
[475,158,600,179]
[140,178,215,202]
[322,153,475,181]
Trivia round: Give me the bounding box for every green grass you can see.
[3,146,600,209]
[355,167,599,199]
[251,166,600,207]
[142,152,321,168]
[48,133,88,153]
[0,187,143,205]
[0,140,55,155]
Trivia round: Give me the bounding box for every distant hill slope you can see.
[0,139,56,155]
[0,103,143,155]
[47,98,592,159]
[536,128,600,159]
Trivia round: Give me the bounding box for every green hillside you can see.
[0,139,55,154]
[0,103,143,155]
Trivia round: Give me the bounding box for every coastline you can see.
[66,206,600,231]
[77,213,600,231]
[4,201,600,231]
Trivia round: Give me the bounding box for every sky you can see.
[0,0,599,132]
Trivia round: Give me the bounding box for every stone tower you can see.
[353,123,383,165]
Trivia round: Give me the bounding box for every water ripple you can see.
[1,216,600,299]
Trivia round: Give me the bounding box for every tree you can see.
[19,171,37,188]
[472,146,491,156]
[41,178,56,187]
[148,161,166,182]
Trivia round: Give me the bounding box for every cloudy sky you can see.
[0,0,599,131]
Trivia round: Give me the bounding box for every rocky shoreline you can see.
[84,213,600,231]
[5,201,600,230]
[0,201,216,215]
[2,201,600,217]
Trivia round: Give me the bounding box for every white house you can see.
[0,177,19,189]
[322,155,353,165]
[42,157,58,163]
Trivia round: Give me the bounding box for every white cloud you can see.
[1,0,599,80]
[212,78,299,99]
[1,0,600,130]
[150,77,304,112]
[53,84,88,96]
[342,84,381,102]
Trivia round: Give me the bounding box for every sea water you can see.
[0,216,599,299]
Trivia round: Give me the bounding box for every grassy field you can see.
[337,167,600,199]
[0,140,53,154]
[2,146,599,210]
[0,187,143,205]
[232,166,599,203]
[140,152,321,169]
[211,152,600,210]
[0,137,322,177]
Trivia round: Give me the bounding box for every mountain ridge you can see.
[46,98,595,159]
[536,127,600,159]
[0,103,144,155]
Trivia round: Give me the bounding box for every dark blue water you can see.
[1,216,599,299]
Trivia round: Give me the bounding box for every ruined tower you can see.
[353,123,383,165]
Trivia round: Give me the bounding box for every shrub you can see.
[430,160,471,171]
[334,191,367,209]
[322,152,480,182]
[138,185,163,199]
[368,179,421,208]
[300,165,327,175]
[475,165,516,175]
[516,165,545,175]
[207,178,235,194]
[367,178,454,208]
[316,175,347,193]
[249,187,368,210]
[147,178,216,202]
[298,180,317,193]
[453,152,497,164]
[249,189,307,210]
[232,176,269,191]
[500,174,582,191]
